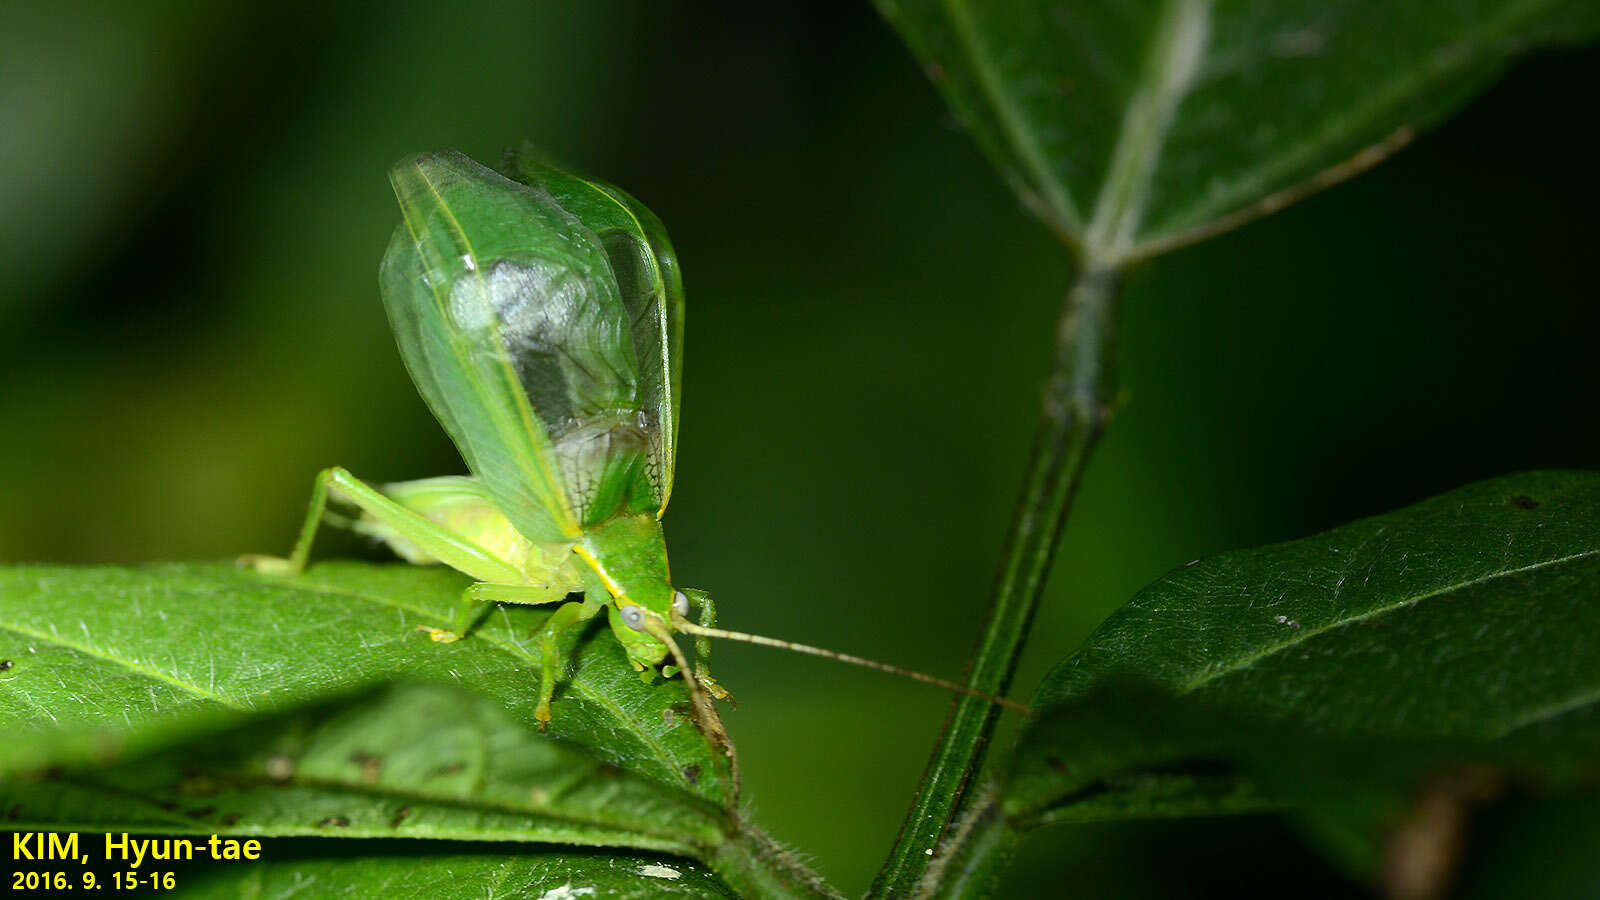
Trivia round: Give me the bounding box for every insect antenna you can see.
[671,617,1032,714]
[639,615,740,782]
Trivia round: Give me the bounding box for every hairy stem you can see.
[868,265,1122,897]
[916,785,1019,900]
[709,817,846,900]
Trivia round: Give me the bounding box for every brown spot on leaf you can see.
[220,813,241,827]
[265,755,295,780]
[431,762,465,777]
[1511,495,1539,510]
[390,806,411,828]
[0,659,13,672]
[6,804,21,821]
[682,764,701,786]
[350,752,383,784]
[318,815,350,828]
[1046,756,1070,775]
[186,806,216,819]
[179,774,224,796]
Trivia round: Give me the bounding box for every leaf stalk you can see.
[868,263,1122,897]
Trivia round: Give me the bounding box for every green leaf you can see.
[0,561,733,806]
[875,0,1600,260]
[1037,470,1600,742]
[1007,471,1600,875]
[174,849,738,899]
[4,682,727,855]
[1006,682,1285,825]
[1008,681,1600,880]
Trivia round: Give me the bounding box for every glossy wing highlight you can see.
[503,144,685,515]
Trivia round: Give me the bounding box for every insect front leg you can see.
[680,589,732,704]
[687,589,717,661]
[528,598,602,727]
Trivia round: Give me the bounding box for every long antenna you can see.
[672,617,1032,714]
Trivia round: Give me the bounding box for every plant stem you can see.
[709,817,847,900]
[868,265,1122,898]
[915,786,1018,900]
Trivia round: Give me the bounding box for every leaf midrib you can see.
[1178,547,1600,694]
[1084,0,1211,259]
[0,619,247,711]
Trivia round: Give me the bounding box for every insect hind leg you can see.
[243,467,526,585]
[240,467,343,577]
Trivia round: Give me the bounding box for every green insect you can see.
[249,146,1023,737]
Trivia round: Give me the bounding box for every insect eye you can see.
[672,591,690,617]
[621,605,645,631]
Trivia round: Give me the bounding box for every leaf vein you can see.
[1140,0,1567,245]
[1179,547,1600,692]
[1498,683,1600,736]
[0,620,246,711]
[940,0,1081,232]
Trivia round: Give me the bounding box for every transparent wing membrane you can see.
[503,145,684,514]
[382,150,684,537]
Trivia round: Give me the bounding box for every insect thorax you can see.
[577,512,674,613]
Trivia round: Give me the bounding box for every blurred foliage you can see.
[1,0,1596,895]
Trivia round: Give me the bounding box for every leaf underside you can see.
[1010,470,1600,874]
[877,0,1600,256]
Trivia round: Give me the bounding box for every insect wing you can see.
[382,150,676,539]
[502,144,684,516]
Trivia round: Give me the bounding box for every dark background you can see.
[2,2,1596,895]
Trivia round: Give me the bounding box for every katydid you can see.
[247,147,1027,740]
